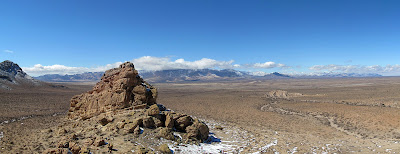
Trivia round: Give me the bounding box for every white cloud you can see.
[3,50,14,53]
[309,64,400,76]
[245,61,287,69]
[22,62,122,77]
[131,56,236,70]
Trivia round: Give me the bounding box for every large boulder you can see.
[183,120,209,142]
[68,62,158,119]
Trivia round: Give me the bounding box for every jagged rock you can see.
[133,126,141,135]
[183,120,209,142]
[68,62,157,119]
[93,138,106,147]
[147,104,160,116]
[158,144,172,154]
[158,127,175,140]
[175,115,193,131]
[142,116,155,128]
[98,115,113,126]
[68,142,81,154]
[153,117,163,127]
[116,121,126,129]
[164,113,174,128]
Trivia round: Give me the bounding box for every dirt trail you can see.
[260,100,363,138]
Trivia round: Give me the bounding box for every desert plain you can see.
[1,77,400,153]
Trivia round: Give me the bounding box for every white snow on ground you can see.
[169,142,237,153]
[169,133,239,153]
[252,139,278,154]
[0,132,3,141]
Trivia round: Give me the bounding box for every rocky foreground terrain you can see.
[1,62,212,153]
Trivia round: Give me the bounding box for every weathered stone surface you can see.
[183,120,209,142]
[158,127,175,140]
[158,144,172,154]
[147,104,160,116]
[69,142,81,154]
[98,115,113,126]
[93,138,106,147]
[164,113,174,128]
[142,116,155,128]
[68,62,157,119]
[153,117,163,127]
[175,115,193,131]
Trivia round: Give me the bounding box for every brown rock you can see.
[133,125,141,135]
[158,144,172,154]
[116,122,126,129]
[125,123,139,133]
[147,104,160,116]
[142,116,155,128]
[98,115,113,126]
[158,127,175,140]
[93,138,106,147]
[68,142,81,154]
[133,104,147,109]
[57,140,69,148]
[68,62,157,119]
[183,120,209,142]
[215,125,223,130]
[153,117,163,127]
[175,115,193,131]
[43,148,69,154]
[165,113,174,128]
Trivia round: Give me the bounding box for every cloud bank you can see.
[132,56,236,70]
[23,56,284,76]
[309,64,400,76]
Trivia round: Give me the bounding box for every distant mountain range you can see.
[34,69,382,83]
[35,72,104,82]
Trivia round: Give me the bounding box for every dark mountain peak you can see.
[271,72,290,77]
[0,60,25,76]
[0,60,41,89]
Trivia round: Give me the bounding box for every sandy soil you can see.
[1,78,400,153]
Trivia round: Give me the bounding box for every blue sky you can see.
[1,0,400,76]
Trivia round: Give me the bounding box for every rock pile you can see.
[46,62,209,153]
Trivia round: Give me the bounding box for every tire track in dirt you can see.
[260,100,363,138]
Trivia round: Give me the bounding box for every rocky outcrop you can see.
[51,62,209,153]
[68,62,158,119]
[265,90,303,99]
[0,60,41,89]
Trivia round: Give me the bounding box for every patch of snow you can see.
[0,132,3,141]
[290,147,298,154]
[169,143,236,154]
[252,139,278,154]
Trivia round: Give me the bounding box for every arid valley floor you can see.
[2,77,400,153]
